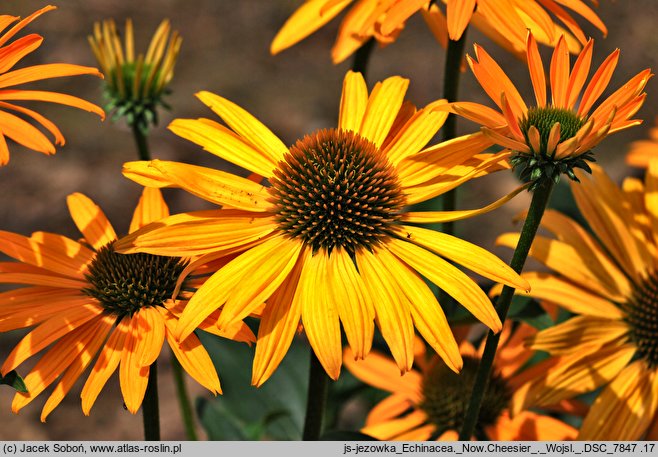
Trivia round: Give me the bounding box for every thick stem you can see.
[302,350,330,440]
[458,179,555,440]
[131,124,151,161]
[436,31,469,310]
[351,38,375,79]
[440,31,469,236]
[143,361,161,441]
[171,356,198,440]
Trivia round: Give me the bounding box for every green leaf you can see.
[197,331,309,440]
[1,370,27,393]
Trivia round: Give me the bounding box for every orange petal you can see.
[66,193,117,251]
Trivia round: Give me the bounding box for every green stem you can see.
[131,124,151,161]
[351,38,375,79]
[171,357,198,440]
[458,179,555,440]
[436,31,469,310]
[439,31,469,236]
[143,361,161,441]
[302,350,330,440]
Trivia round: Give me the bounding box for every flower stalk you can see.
[458,178,555,440]
[302,351,330,440]
[143,361,161,441]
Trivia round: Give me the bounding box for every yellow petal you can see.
[356,248,416,373]
[329,247,374,360]
[338,70,368,133]
[399,225,528,291]
[387,238,501,333]
[161,307,221,394]
[579,361,657,440]
[195,91,288,165]
[402,183,529,223]
[529,316,629,355]
[116,209,277,257]
[359,76,409,148]
[252,248,307,386]
[379,245,462,373]
[271,0,353,54]
[300,250,343,379]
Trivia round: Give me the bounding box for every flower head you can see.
[345,326,577,440]
[448,32,651,189]
[0,188,253,421]
[0,5,104,165]
[495,162,658,440]
[271,0,606,64]
[89,18,181,133]
[118,70,529,385]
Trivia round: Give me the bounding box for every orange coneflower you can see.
[345,325,577,440]
[271,0,606,64]
[495,162,658,440]
[0,5,104,165]
[117,70,529,386]
[446,31,650,188]
[0,188,253,421]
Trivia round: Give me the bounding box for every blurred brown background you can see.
[0,0,656,440]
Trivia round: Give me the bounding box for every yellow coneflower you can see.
[444,31,651,188]
[88,18,181,133]
[0,188,253,421]
[345,324,577,440]
[0,5,104,165]
[116,70,529,386]
[271,0,606,64]
[495,162,658,440]
[626,115,658,168]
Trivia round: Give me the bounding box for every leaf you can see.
[197,331,309,440]
[0,370,27,393]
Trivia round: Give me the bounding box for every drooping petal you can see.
[356,248,415,374]
[81,316,130,415]
[1,303,103,375]
[40,313,115,421]
[119,316,150,414]
[176,236,301,341]
[387,238,502,333]
[160,307,221,394]
[300,249,343,379]
[252,248,307,387]
[400,225,528,291]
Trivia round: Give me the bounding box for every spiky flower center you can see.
[519,107,586,157]
[624,272,658,368]
[513,107,592,189]
[83,243,187,317]
[268,128,406,254]
[420,356,511,438]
